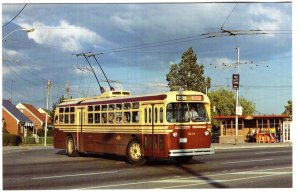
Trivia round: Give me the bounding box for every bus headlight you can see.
[172,132,178,137]
[204,131,210,136]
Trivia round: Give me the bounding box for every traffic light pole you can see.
[235,47,240,145]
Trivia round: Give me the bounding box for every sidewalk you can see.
[212,141,292,150]
[2,142,292,153]
[2,145,53,153]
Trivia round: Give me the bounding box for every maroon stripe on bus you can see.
[58,94,167,107]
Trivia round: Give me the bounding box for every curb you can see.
[212,142,292,150]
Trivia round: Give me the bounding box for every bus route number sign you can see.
[232,74,240,90]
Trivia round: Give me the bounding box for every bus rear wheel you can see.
[66,136,79,157]
[126,138,147,165]
[173,156,193,163]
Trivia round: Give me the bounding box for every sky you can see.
[1,1,293,115]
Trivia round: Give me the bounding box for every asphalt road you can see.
[3,146,292,189]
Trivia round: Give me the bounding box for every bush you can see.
[37,128,53,137]
[3,133,22,146]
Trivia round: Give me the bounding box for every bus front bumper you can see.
[169,148,215,157]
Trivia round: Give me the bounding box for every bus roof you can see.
[58,90,209,107]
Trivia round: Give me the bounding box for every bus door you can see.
[76,107,85,152]
[141,104,164,157]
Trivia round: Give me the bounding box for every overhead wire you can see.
[2,4,27,28]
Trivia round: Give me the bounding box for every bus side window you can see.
[59,114,64,124]
[133,111,139,123]
[109,104,115,111]
[155,108,158,123]
[101,113,107,123]
[70,114,75,124]
[88,113,93,124]
[132,102,139,109]
[144,108,147,123]
[116,112,122,123]
[108,113,115,123]
[101,105,107,111]
[55,115,58,124]
[64,114,69,124]
[123,103,131,110]
[159,107,164,123]
[95,113,100,123]
[123,112,131,123]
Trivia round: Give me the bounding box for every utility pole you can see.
[44,80,51,147]
[235,47,240,145]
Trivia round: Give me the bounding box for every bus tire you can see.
[66,136,79,157]
[173,156,193,164]
[126,138,147,165]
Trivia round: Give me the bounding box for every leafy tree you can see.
[208,88,256,131]
[283,100,292,115]
[49,95,65,120]
[208,88,256,117]
[166,47,211,93]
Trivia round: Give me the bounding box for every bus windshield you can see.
[166,103,209,123]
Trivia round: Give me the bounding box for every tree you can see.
[208,88,256,131]
[283,100,292,115]
[49,95,65,120]
[208,88,256,117]
[166,47,211,93]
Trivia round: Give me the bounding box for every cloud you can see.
[19,20,103,52]
[247,4,291,32]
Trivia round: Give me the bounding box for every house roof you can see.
[19,103,52,124]
[2,99,32,123]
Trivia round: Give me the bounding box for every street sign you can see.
[232,74,240,90]
[236,106,243,116]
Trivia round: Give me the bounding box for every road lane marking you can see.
[76,166,292,189]
[32,170,118,180]
[159,171,292,189]
[255,151,291,154]
[221,158,273,164]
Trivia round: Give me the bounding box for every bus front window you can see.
[167,103,209,123]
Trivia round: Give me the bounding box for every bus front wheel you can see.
[66,136,79,157]
[126,138,147,165]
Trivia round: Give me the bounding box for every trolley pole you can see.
[235,47,240,145]
[44,80,51,146]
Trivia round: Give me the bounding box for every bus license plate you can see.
[179,138,187,143]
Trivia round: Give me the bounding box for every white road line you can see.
[76,166,292,189]
[221,158,273,164]
[32,170,118,180]
[159,172,292,189]
[255,151,291,154]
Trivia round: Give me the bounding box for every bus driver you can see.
[185,107,199,121]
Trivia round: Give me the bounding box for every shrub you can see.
[37,128,53,137]
[3,133,22,146]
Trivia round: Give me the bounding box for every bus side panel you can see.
[83,132,133,155]
[53,128,67,149]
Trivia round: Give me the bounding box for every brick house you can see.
[16,103,52,133]
[2,99,33,136]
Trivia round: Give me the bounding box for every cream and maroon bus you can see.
[53,90,214,165]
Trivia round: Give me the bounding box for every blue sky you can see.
[1,1,293,114]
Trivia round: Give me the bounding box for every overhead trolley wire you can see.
[2,4,27,28]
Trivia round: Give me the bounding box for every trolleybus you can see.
[53,90,214,165]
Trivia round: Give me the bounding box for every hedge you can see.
[3,133,22,146]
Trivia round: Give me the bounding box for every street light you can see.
[2,28,34,40]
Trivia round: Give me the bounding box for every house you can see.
[2,99,33,136]
[16,103,52,132]
[213,114,291,143]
